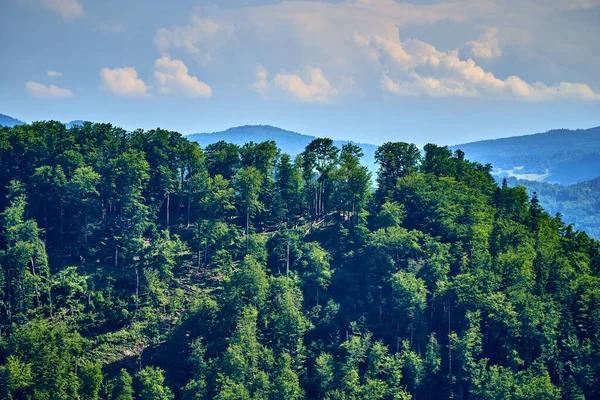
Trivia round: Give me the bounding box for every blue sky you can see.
[1,0,599,146]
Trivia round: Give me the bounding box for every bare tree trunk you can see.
[448,302,452,375]
[31,257,40,308]
[187,196,191,228]
[7,269,11,323]
[166,192,170,230]
[135,266,140,313]
[60,201,64,252]
[44,201,48,245]
[246,205,250,249]
[286,240,290,277]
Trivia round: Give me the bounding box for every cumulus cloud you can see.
[41,0,83,20]
[153,56,212,98]
[98,23,125,33]
[155,16,233,65]
[253,66,339,103]
[468,28,502,59]
[272,68,339,103]
[99,67,149,97]
[47,70,63,78]
[252,65,269,97]
[25,81,72,98]
[371,34,600,100]
[154,0,599,102]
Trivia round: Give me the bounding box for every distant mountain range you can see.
[0,113,25,128]
[188,125,379,173]
[0,114,84,130]
[450,126,600,186]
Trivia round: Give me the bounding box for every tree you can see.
[275,153,303,222]
[330,144,371,222]
[302,138,339,218]
[136,367,174,400]
[80,363,103,400]
[234,167,264,239]
[111,369,134,400]
[375,142,421,204]
[205,141,240,180]
[272,353,304,400]
[1,181,48,324]
[392,271,428,347]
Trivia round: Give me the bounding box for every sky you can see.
[1,0,599,146]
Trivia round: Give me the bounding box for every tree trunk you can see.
[166,192,170,230]
[135,266,140,313]
[187,196,191,228]
[6,269,11,322]
[286,241,290,277]
[31,257,40,308]
[60,200,64,252]
[448,302,452,375]
[246,205,250,248]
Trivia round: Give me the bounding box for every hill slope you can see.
[0,113,89,129]
[187,125,379,173]
[451,126,600,185]
[0,113,25,127]
[507,176,600,239]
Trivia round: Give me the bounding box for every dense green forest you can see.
[1,121,600,399]
[506,177,600,240]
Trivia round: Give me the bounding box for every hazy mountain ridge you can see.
[0,114,88,130]
[450,126,600,185]
[0,113,25,127]
[188,125,379,172]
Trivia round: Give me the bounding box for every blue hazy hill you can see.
[451,126,600,186]
[187,125,379,173]
[0,113,25,127]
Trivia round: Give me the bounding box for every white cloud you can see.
[253,66,339,103]
[374,35,600,100]
[47,70,63,78]
[41,0,83,20]
[99,67,149,97]
[98,23,125,33]
[468,28,502,59]
[25,81,72,98]
[155,16,232,65]
[153,56,212,98]
[156,0,599,102]
[252,65,269,97]
[272,68,339,104]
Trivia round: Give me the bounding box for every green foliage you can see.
[111,369,134,400]
[0,121,599,400]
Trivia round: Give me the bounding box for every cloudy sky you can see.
[1,0,599,145]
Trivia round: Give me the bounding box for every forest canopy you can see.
[1,121,599,399]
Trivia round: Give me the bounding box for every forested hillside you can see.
[506,176,600,240]
[1,121,600,399]
[450,126,600,185]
